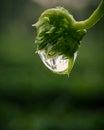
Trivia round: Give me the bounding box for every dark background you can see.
[0,0,104,130]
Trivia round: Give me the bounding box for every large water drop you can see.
[38,50,77,74]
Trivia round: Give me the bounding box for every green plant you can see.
[33,0,104,75]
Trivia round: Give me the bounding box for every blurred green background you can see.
[0,0,104,130]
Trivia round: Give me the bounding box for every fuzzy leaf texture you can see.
[34,7,86,58]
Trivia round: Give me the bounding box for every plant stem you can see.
[73,0,104,30]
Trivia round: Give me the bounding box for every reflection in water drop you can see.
[38,50,77,74]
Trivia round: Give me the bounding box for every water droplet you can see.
[38,50,77,74]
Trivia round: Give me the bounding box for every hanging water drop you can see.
[38,50,77,74]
